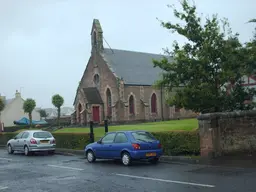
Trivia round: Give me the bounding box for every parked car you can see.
[84,130,163,166]
[7,130,56,156]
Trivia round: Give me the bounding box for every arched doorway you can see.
[78,103,82,124]
[106,88,112,117]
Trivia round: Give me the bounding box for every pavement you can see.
[0,149,256,192]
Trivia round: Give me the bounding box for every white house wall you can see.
[0,97,40,127]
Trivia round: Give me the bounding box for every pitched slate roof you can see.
[102,48,168,85]
[83,87,103,104]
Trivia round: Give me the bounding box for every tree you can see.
[38,109,48,120]
[248,19,256,23]
[153,0,256,113]
[246,20,256,74]
[0,98,4,113]
[52,94,64,126]
[23,99,36,127]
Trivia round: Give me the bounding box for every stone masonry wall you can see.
[198,111,256,159]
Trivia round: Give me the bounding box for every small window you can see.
[15,132,24,139]
[114,133,128,143]
[151,93,157,113]
[132,131,156,142]
[33,131,52,138]
[21,132,29,139]
[101,133,116,144]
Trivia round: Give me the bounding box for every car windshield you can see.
[33,132,52,138]
[132,131,156,142]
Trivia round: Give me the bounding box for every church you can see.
[72,19,196,125]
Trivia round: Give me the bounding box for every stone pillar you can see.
[198,113,221,159]
[112,107,116,121]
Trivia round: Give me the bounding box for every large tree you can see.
[52,94,64,126]
[153,0,256,113]
[246,20,256,74]
[23,99,36,127]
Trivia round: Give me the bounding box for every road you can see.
[0,149,255,192]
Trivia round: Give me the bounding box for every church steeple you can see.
[91,19,103,53]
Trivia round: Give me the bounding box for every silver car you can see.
[7,130,56,156]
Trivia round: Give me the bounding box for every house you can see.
[72,19,196,125]
[0,90,40,127]
[43,107,75,118]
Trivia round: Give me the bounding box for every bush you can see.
[3,125,29,132]
[0,132,90,150]
[0,131,199,156]
[52,133,90,150]
[3,124,49,132]
[151,131,200,156]
[0,133,16,145]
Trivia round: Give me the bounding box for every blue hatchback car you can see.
[85,130,163,166]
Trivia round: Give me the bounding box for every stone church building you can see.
[72,19,195,125]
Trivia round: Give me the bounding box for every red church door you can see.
[92,106,100,122]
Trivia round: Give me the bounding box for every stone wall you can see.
[198,111,256,159]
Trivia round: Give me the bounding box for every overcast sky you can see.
[0,0,255,108]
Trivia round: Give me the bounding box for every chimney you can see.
[15,90,21,98]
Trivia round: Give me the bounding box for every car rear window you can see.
[132,131,156,142]
[33,132,52,138]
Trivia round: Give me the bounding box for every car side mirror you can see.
[97,140,102,144]
[14,137,17,140]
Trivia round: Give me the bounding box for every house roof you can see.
[102,48,168,85]
[83,87,103,104]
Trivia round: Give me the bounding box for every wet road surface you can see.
[0,149,255,192]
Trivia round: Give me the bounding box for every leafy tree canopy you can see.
[52,94,64,108]
[153,0,256,113]
[23,99,36,114]
[0,98,5,112]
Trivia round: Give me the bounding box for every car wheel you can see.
[121,152,132,166]
[86,150,96,163]
[24,146,31,156]
[150,158,159,164]
[7,144,14,154]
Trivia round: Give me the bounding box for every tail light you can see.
[158,143,162,149]
[132,143,140,150]
[51,139,56,144]
[30,138,37,144]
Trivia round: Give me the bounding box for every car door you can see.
[111,132,129,158]
[12,132,24,150]
[99,133,116,159]
[19,132,30,150]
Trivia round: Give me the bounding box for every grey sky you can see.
[0,0,255,108]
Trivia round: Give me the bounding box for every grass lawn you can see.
[55,118,198,139]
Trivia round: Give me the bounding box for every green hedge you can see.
[0,133,90,150]
[151,131,200,156]
[52,133,90,150]
[3,124,50,132]
[0,131,200,156]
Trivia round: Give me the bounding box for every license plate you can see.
[146,152,156,157]
[40,140,49,144]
